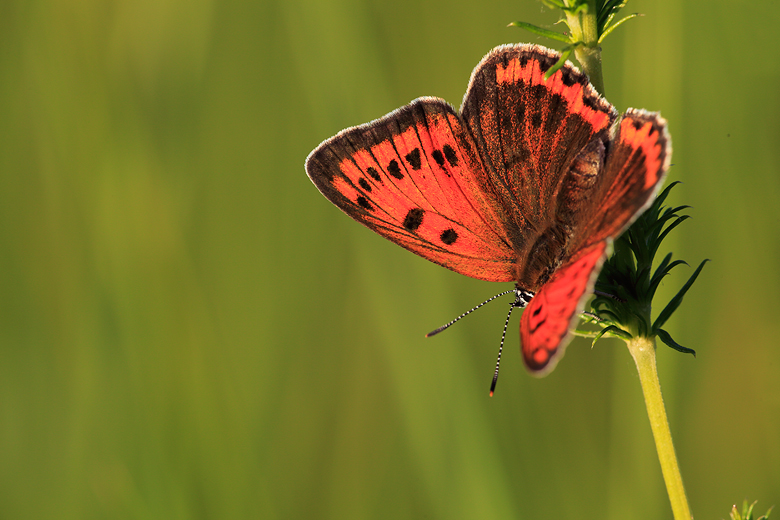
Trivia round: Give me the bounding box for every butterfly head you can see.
[512,287,535,308]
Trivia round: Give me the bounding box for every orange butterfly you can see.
[306,44,669,390]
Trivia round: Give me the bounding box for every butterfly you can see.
[305,43,670,387]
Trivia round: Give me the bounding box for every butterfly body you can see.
[306,44,669,376]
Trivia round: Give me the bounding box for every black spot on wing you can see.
[544,93,567,132]
[528,303,546,333]
[387,159,403,179]
[405,148,422,170]
[358,177,372,192]
[431,149,445,168]
[357,196,373,211]
[519,54,530,68]
[528,84,546,128]
[529,316,546,333]
[403,208,424,231]
[442,144,458,167]
[367,167,381,181]
[440,228,458,245]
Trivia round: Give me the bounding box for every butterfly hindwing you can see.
[520,241,607,374]
[306,98,517,282]
[519,109,670,374]
[570,109,671,251]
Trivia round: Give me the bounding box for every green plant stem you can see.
[563,0,606,96]
[626,336,692,520]
[573,45,604,96]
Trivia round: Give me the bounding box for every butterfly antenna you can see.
[593,290,626,303]
[490,290,528,396]
[425,289,516,337]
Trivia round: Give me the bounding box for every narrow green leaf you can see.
[597,0,627,31]
[594,308,621,323]
[592,325,632,347]
[646,216,680,246]
[649,259,688,293]
[544,47,575,79]
[668,204,693,215]
[657,329,696,357]
[600,0,627,16]
[637,264,653,295]
[654,181,681,207]
[648,207,688,237]
[598,13,639,43]
[652,259,709,332]
[541,0,567,9]
[508,21,572,43]
[650,215,691,258]
[651,252,674,280]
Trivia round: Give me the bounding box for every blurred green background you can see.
[1,0,778,519]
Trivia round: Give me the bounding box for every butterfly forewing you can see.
[306,99,517,282]
[461,45,617,240]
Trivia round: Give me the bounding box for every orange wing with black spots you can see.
[306,98,517,282]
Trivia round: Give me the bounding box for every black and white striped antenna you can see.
[426,288,534,396]
[425,289,516,337]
